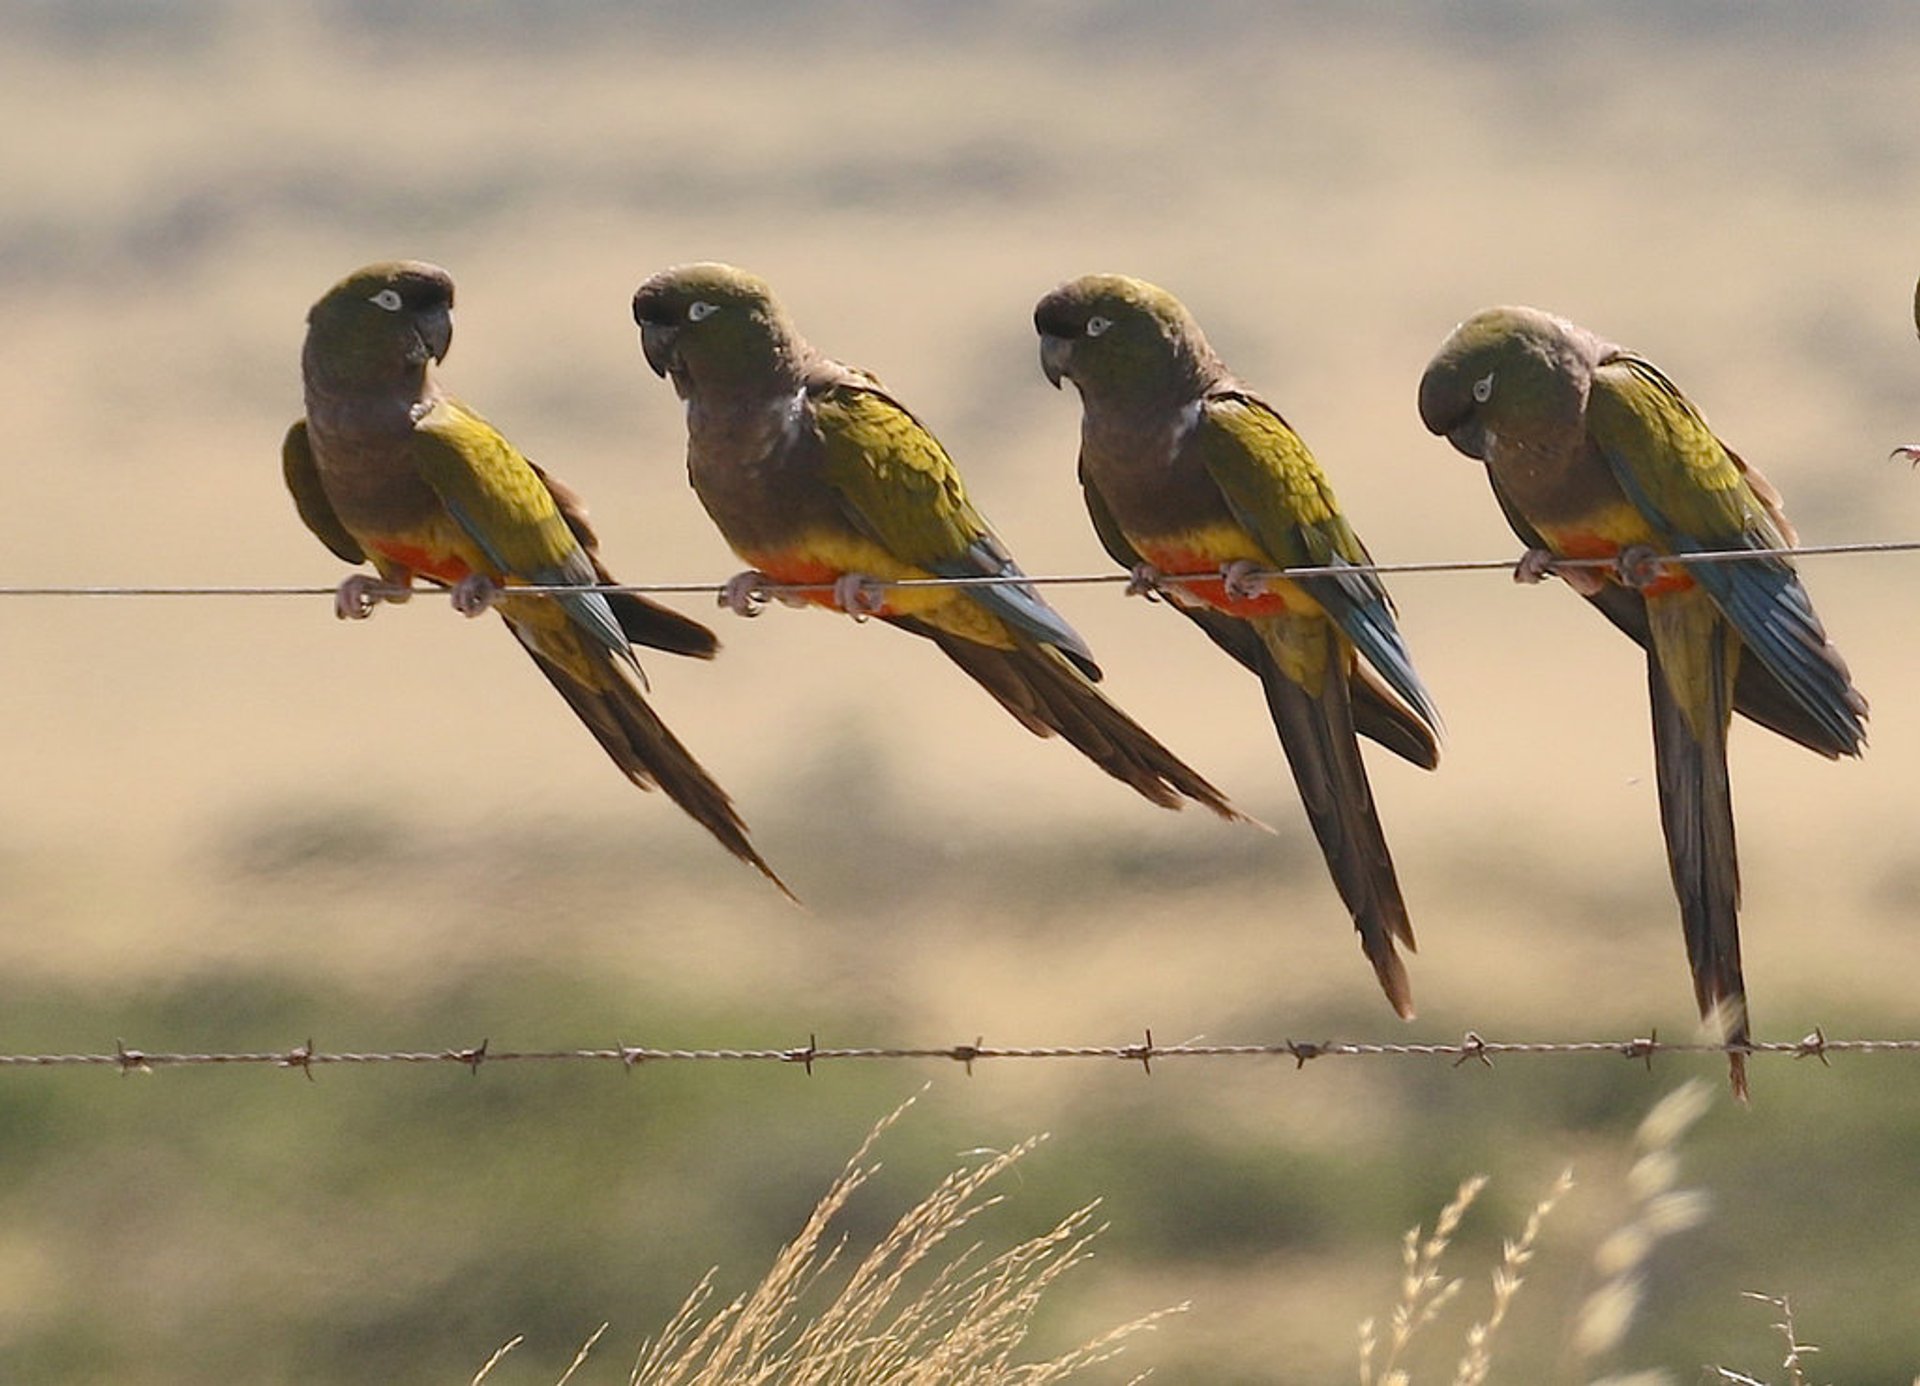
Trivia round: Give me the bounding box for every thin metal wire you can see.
[0,538,1915,602]
[0,1028,1900,1076]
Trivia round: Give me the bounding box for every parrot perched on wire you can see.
[284,260,787,893]
[1418,305,1867,1097]
[1033,274,1441,1019]
[629,262,1246,821]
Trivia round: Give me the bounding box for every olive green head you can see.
[1033,273,1220,402]
[303,261,455,387]
[632,262,807,399]
[1417,305,1598,462]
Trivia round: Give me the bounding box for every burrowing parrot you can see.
[1419,305,1867,1097]
[1034,274,1441,1019]
[630,262,1245,820]
[285,260,787,892]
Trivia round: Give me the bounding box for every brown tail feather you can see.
[518,640,794,901]
[918,628,1247,823]
[1253,647,1417,1020]
[1647,647,1748,1100]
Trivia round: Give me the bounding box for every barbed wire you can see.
[0,1027,1906,1078]
[0,538,1916,603]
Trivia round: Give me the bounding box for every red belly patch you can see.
[1554,532,1696,598]
[370,540,473,585]
[1138,542,1293,617]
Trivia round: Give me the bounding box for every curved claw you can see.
[1893,445,1920,468]
[1614,543,1667,592]
[719,570,770,618]
[831,572,887,621]
[335,572,409,621]
[450,573,501,618]
[1125,562,1164,601]
[1220,558,1269,601]
[1512,548,1558,585]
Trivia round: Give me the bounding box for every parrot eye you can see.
[1472,371,1495,404]
[369,288,404,312]
[687,300,719,323]
[1085,315,1112,338]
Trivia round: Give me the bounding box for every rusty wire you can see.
[0,1027,1906,1079]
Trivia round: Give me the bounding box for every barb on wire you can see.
[0,538,1916,603]
[0,1028,1907,1076]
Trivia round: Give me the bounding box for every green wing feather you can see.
[814,381,1095,666]
[411,400,588,583]
[810,383,991,567]
[1586,356,1785,548]
[282,420,365,564]
[1586,357,1864,755]
[1194,395,1440,734]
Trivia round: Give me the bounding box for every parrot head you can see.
[303,261,455,388]
[632,263,805,401]
[1417,305,1598,462]
[1032,274,1221,402]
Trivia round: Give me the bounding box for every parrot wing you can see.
[811,379,1098,675]
[1080,456,1436,770]
[1587,355,1865,755]
[1193,392,1441,736]
[526,458,719,660]
[411,400,629,659]
[282,420,366,564]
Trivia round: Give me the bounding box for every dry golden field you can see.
[3,4,1920,1382]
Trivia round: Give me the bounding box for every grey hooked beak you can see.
[418,303,453,364]
[1038,333,1074,389]
[639,321,679,379]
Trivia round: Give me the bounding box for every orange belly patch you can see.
[369,539,474,586]
[1549,531,1696,598]
[1136,540,1297,617]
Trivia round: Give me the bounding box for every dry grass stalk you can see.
[491,1091,1182,1385]
[1451,1167,1575,1386]
[1576,1081,1713,1381]
[1707,1293,1825,1386]
[1358,1174,1487,1386]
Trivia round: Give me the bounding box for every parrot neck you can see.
[303,352,435,442]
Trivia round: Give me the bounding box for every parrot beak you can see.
[1445,420,1491,461]
[1038,333,1073,389]
[418,303,453,364]
[639,322,680,380]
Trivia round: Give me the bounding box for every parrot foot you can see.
[1892,445,1920,467]
[1220,559,1270,601]
[831,572,887,621]
[334,573,410,620]
[1613,544,1668,592]
[719,570,771,617]
[450,573,501,618]
[1512,548,1559,585]
[1124,563,1165,601]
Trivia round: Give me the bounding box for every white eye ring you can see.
[687,300,719,322]
[369,288,404,312]
[1085,315,1112,338]
[1472,371,1495,404]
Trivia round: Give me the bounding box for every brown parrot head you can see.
[1417,305,1600,462]
[303,261,455,391]
[1033,273,1222,404]
[631,262,809,402]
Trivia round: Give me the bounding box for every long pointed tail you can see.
[1647,643,1747,1099]
[1253,643,1417,1019]
[517,634,793,900]
[920,629,1247,822]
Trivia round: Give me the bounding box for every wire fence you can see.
[0,538,1917,604]
[0,1028,1909,1079]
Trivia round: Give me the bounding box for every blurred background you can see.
[3,1,1920,1380]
